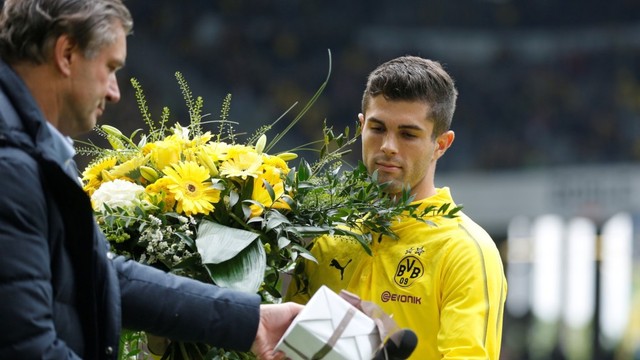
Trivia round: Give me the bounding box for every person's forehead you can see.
[97,24,127,63]
[365,96,430,117]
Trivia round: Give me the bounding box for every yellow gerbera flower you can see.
[219,148,262,180]
[163,161,221,216]
[185,132,213,148]
[145,177,176,212]
[82,156,118,196]
[201,141,232,162]
[82,156,118,182]
[226,144,255,158]
[108,154,150,180]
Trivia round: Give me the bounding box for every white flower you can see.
[148,215,163,226]
[173,123,190,139]
[91,179,146,212]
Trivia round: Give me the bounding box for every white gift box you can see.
[276,285,381,360]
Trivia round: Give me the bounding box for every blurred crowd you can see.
[87,0,640,173]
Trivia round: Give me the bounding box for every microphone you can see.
[372,329,418,360]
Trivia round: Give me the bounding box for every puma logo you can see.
[329,258,352,280]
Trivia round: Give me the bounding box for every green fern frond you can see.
[75,146,107,158]
[175,71,204,137]
[158,106,171,138]
[246,124,272,147]
[192,96,204,137]
[220,93,231,122]
[217,93,234,143]
[131,78,154,136]
[175,72,194,110]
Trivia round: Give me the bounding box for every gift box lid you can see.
[276,285,381,360]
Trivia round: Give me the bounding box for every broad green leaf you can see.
[277,236,291,249]
[263,179,276,201]
[296,159,311,181]
[196,220,259,264]
[296,250,317,263]
[266,211,290,232]
[205,240,266,293]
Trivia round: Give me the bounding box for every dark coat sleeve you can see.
[0,148,82,359]
[115,256,261,351]
[0,146,261,356]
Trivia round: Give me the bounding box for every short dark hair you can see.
[0,0,133,64]
[361,56,458,138]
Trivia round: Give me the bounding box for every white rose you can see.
[91,179,146,212]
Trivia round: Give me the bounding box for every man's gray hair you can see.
[0,0,133,64]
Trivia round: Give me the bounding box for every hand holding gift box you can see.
[276,285,417,359]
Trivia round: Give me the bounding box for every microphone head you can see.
[373,328,418,360]
[388,329,418,359]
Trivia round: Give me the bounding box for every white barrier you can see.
[505,212,634,356]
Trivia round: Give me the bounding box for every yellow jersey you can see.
[286,187,507,359]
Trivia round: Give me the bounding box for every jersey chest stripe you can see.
[462,224,491,348]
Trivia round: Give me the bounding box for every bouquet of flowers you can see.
[78,63,459,359]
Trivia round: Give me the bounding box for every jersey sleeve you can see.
[437,233,506,359]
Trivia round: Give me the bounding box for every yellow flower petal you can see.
[163,161,221,216]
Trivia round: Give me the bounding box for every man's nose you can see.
[380,135,398,155]
[106,75,121,103]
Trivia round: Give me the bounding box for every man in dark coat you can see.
[0,1,302,359]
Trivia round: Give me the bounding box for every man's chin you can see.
[377,179,402,193]
[76,119,98,136]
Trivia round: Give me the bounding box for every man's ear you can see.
[434,130,455,159]
[52,34,76,77]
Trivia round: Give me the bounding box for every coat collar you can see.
[0,59,73,171]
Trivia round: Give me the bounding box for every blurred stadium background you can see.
[78,1,640,358]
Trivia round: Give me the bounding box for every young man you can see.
[0,1,301,359]
[287,56,507,359]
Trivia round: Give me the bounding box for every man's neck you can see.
[11,61,61,131]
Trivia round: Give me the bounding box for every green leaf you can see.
[175,232,195,250]
[263,179,276,201]
[333,228,373,256]
[196,220,259,264]
[296,159,311,182]
[285,225,332,236]
[277,236,291,249]
[296,250,318,263]
[446,205,463,217]
[205,240,266,293]
[171,255,200,270]
[266,211,290,232]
